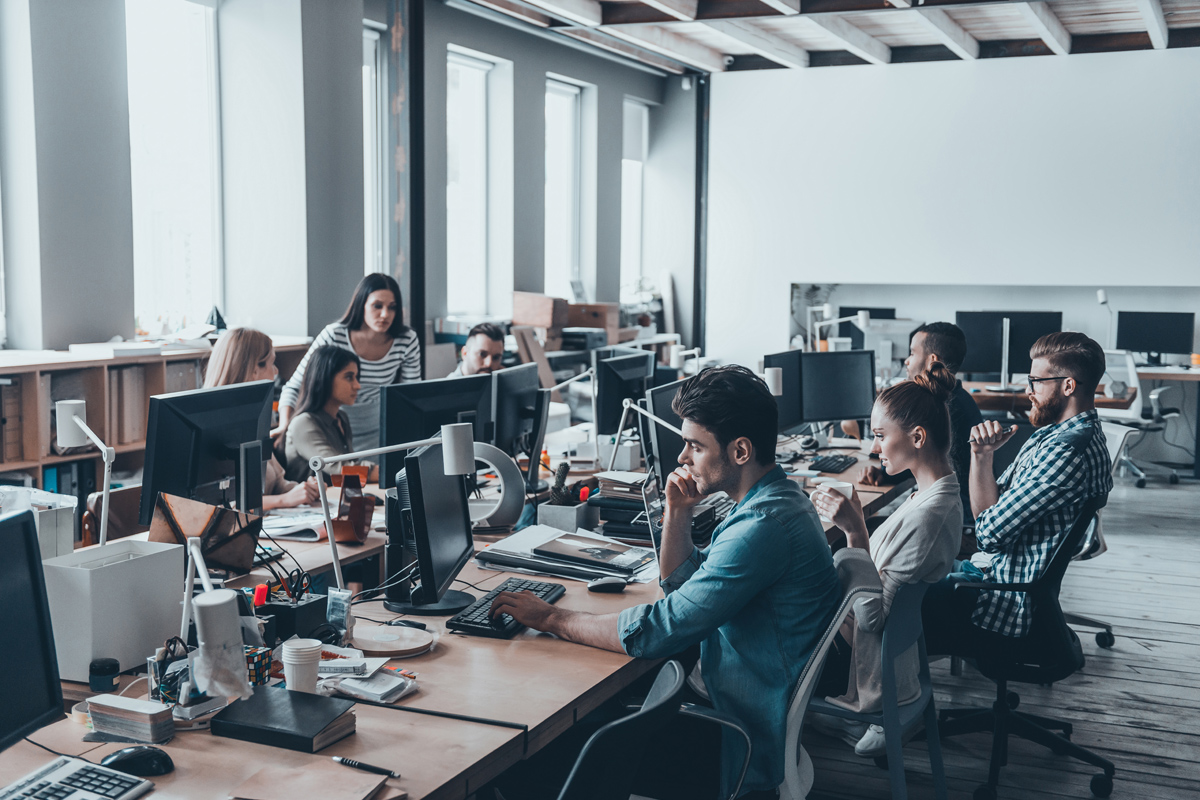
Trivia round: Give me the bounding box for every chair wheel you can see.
[873,755,888,770]
[1096,630,1116,648]
[1091,773,1114,797]
[1135,478,1146,488]
[1006,691,1020,709]
[1170,473,1180,485]
[973,784,997,800]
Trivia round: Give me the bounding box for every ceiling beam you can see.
[558,28,687,72]
[604,24,728,71]
[525,0,601,26]
[1017,1,1071,56]
[640,0,699,22]
[703,19,809,68]
[1134,0,1168,50]
[756,0,800,14]
[887,0,912,7]
[469,0,554,27]
[805,15,890,64]
[912,7,979,59]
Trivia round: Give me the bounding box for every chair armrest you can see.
[952,579,1035,595]
[679,703,752,800]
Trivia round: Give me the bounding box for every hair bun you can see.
[912,361,956,403]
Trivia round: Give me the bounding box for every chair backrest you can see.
[80,486,148,547]
[1099,350,1143,421]
[1099,421,1133,475]
[879,581,931,667]
[557,660,685,800]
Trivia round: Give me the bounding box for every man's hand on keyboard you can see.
[490,590,557,632]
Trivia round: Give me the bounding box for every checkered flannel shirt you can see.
[969,409,1112,637]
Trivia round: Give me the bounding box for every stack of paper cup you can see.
[280,638,324,694]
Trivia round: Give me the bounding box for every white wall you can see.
[706,48,1200,369]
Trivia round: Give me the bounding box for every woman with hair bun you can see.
[808,361,963,757]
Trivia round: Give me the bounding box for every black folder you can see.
[210,685,356,753]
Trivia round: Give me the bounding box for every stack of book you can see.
[476,524,656,581]
[88,695,175,744]
[587,471,724,545]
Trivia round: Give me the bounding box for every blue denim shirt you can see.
[618,466,841,795]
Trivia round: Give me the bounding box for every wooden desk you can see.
[1137,366,1200,479]
[963,381,1137,414]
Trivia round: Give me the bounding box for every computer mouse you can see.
[101,745,175,777]
[587,576,628,593]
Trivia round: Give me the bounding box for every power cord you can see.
[23,738,72,759]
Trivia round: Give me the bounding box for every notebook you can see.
[211,685,356,753]
[533,535,654,575]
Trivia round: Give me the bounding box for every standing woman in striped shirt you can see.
[276,273,421,453]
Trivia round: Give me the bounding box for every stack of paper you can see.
[336,671,416,704]
[595,471,648,499]
[477,524,658,583]
[88,695,174,743]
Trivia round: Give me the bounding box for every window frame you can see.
[544,78,584,301]
[363,22,389,276]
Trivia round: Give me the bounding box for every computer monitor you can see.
[384,444,474,615]
[861,319,922,381]
[138,381,274,525]
[492,363,551,491]
[839,307,895,350]
[379,374,493,489]
[763,349,802,434]
[595,352,656,436]
[955,311,1063,376]
[0,511,64,752]
[645,379,686,486]
[590,345,646,372]
[799,351,876,424]
[1116,311,1195,365]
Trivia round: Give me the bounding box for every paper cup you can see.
[281,639,324,694]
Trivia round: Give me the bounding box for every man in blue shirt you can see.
[492,365,841,799]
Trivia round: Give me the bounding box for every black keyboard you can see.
[807,454,859,474]
[446,577,566,639]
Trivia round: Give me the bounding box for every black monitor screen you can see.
[379,375,492,489]
[1007,312,1063,374]
[596,353,656,435]
[763,349,803,434]
[492,363,541,457]
[839,307,895,350]
[403,445,473,605]
[1117,311,1195,356]
[0,511,63,752]
[955,312,1004,374]
[955,311,1062,375]
[800,351,876,424]
[646,379,686,486]
[139,381,274,525]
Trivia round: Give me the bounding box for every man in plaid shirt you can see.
[924,332,1112,651]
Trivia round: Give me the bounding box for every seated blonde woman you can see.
[205,328,318,510]
[809,362,963,757]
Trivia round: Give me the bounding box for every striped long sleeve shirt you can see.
[280,323,422,411]
[968,409,1112,638]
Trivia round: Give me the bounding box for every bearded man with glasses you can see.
[921,331,1112,652]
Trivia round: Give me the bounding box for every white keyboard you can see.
[0,757,153,800]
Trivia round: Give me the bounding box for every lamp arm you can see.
[605,399,685,472]
[549,367,595,394]
[72,417,115,548]
[180,539,214,641]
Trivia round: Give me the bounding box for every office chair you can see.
[806,578,947,800]
[1099,350,1182,487]
[81,485,148,547]
[936,497,1115,800]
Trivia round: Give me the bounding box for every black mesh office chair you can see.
[936,497,1115,800]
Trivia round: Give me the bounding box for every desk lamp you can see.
[548,367,601,468]
[55,400,115,546]
[812,310,871,353]
[179,538,253,700]
[308,422,475,590]
[605,368,783,471]
[1097,289,1115,349]
[670,344,702,373]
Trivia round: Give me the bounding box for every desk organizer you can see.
[43,539,184,682]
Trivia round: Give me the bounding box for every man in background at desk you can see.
[491,365,841,800]
[448,322,505,377]
[860,321,982,526]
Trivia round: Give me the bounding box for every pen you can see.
[332,756,400,779]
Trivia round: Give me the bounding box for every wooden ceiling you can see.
[461,0,1200,74]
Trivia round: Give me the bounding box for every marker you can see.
[968,424,1020,444]
[332,756,400,779]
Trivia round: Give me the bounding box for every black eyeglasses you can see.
[1027,375,1069,386]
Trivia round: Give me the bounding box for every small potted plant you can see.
[537,462,599,532]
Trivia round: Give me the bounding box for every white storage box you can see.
[42,540,184,682]
[0,487,76,559]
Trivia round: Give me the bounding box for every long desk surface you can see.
[963,381,1137,414]
[19,448,909,800]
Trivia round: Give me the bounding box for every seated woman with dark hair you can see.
[283,345,363,483]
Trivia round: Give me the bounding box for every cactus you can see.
[549,462,572,505]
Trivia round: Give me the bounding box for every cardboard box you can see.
[43,540,185,682]
[567,303,621,345]
[513,292,569,331]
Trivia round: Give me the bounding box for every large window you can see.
[125,0,223,335]
[544,79,582,302]
[363,24,388,276]
[446,51,494,316]
[620,100,649,302]
[0,161,6,347]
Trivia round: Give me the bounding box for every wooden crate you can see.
[568,303,621,345]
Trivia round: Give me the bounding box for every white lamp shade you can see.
[670,344,685,370]
[820,303,833,320]
[1096,289,1108,305]
[193,589,242,651]
[55,400,88,448]
[440,422,476,475]
[856,310,871,329]
[763,367,783,397]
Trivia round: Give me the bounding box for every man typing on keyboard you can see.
[491,365,841,800]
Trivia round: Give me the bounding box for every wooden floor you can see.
[806,478,1200,800]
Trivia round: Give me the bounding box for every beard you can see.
[691,451,737,496]
[1029,390,1067,427]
